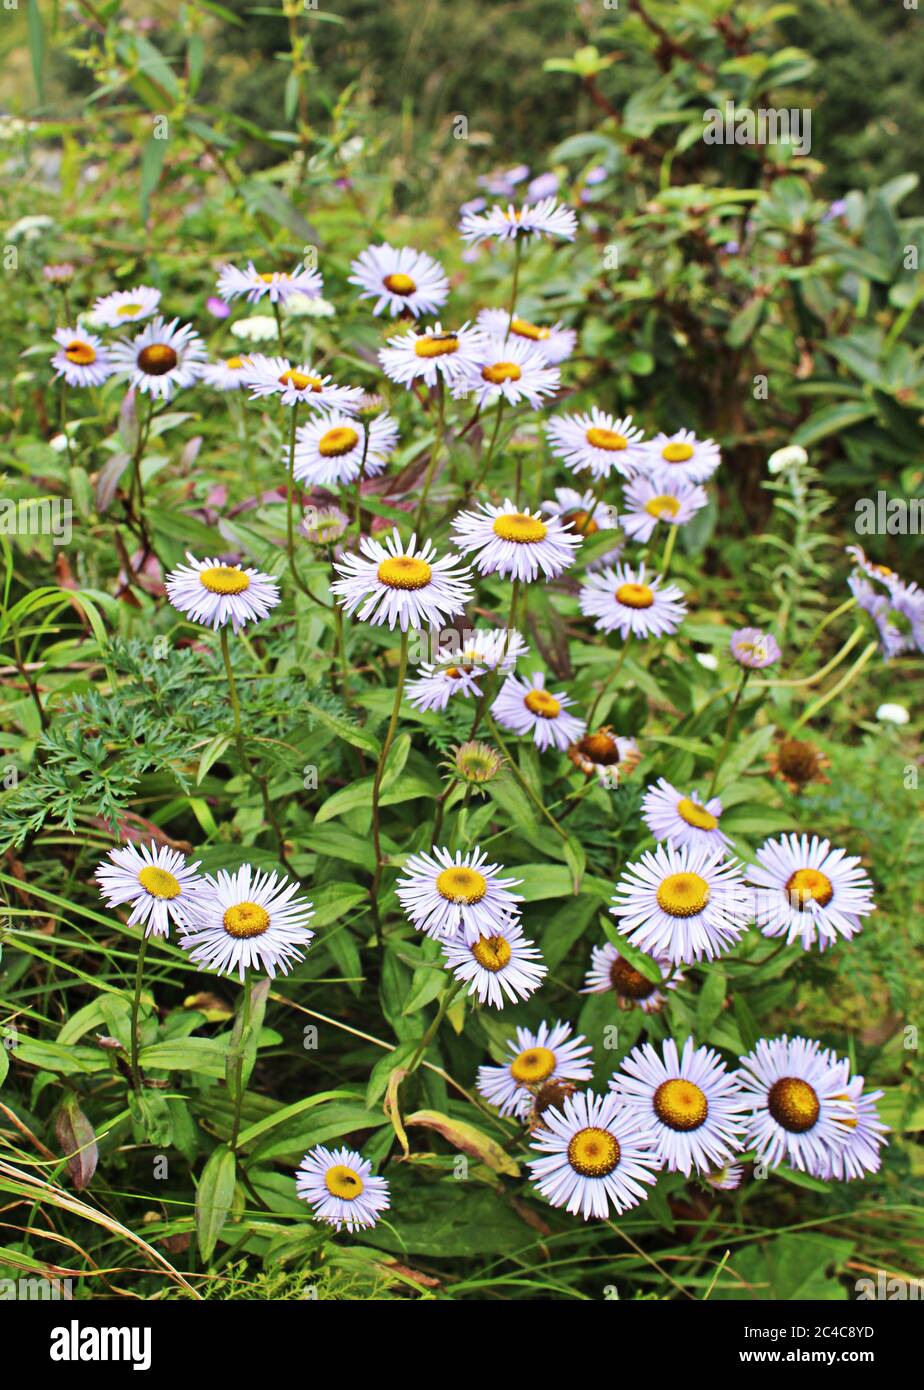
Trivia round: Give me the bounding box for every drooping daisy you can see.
[348,242,449,318]
[95,841,203,939]
[581,941,679,1014]
[179,864,314,981]
[406,660,485,713]
[642,779,731,853]
[735,1035,854,1175]
[51,327,114,388]
[704,1163,744,1191]
[166,553,281,634]
[110,316,206,400]
[545,409,647,480]
[301,505,350,546]
[330,529,473,632]
[849,573,924,660]
[610,843,752,966]
[477,1021,594,1120]
[579,563,687,640]
[567,728,640,785]
[396,845,522,943]
[610,1038,748,1177]
[823,1060,889,1181]
[540,488,620,542]
[745,833,876,953]
[295,1145,390,1233]
[216,260,323,305]
[291,412,398,488]
[644,428,721,484]
[459,196,578,245]
[476,308,576,364]
[729,627,781,670]
[766,736,831,793]
[243,354,363,413]
[448,625,529,673]
[92,285,161,327]
[379,320,485,390]
[451,499,582,582]
[491,671,586,753]
[442,917,546,1008]
[619,471,708,544]
[200,354,253,391]
[43,262,75,285]
[452,335,560,409]
[845,544,903,593]
[527,1088,660,1221]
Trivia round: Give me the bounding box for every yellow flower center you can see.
[222,901,270,938]
[492,513,548,543]
[137,343,178,375]
[609,955,657,999]
[324,1164,365,1200]
[65,340,97,365]
[567,1126,620,1177]
[510,1046,556,1084]
[137,865,181,900]
[656,872,710,917]
[116,303,144,317]
[318,426,359,457]
[376,556,432,590]
[786,868,834,910]
[470,935,512,971]
[586,427,627,452]
[676,798,719,831]
[511,317,550,341]
[615,582,654,609]
[767,1077,820,1133]
[383,272,417,295]
[435,866,488,905]
[662,441,694,464]
[258,272,289,283]
[524,688,561,719]
[225,356,245,370]
[415,333,459,358]
[199,565,250,595]
[278,369,322,392]
[653,1078,708,1131]
[564,509,598,536]
[644,494,681,520]
[482,361,522,385]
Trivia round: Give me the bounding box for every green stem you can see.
[407,979,464,1076]
[473,397,506,495]
[413,381,445,532]
[661,524,678,576]
[503,238,523,346]
[369,629,410,945]
[129,935,148,1091]
[791,640,879,732]
[273,299,286,354]
[587,639,631,729]
[487,716,569,843]
[707,669,749,798]
[229,975,253,1153]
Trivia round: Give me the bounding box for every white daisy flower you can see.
[330,528,473,633]
[491,671,586,752]
[609,1038,748,1177]
[295,1145,389,1233]
[348,242,449,318]
[378,320,485,390]
[735,1035,854,1175]
[442,917,546,1008]
[92,285,161,327]
[243,354,363,412]
[179,863,315,981]
[95,841,203,939]
[216,260,323,305]
[166,553,281,634]
[110,316,206,401]
[476,308,576,364]
[620,471,708,544]
[580,941,679,1014]
[405,660,485,713]
[51,327,114,388]
[459,195,578,245]
[822,1060,889,1181]
[610,842,752,966]
[291,412,398,488]
[567,728,641,785]
[643,428,721,483]
[579,562,687,640]
[396,845,523,943]
[451,498,582,583]
[477,1020,593,1119]
[527,1088,660,1221]
[450,626,529,673]
[642,779,731,853]
[200,354,253,391]
[540,487,618,540]
[451,335,560,409]
[704,1163,744,1191]
[745,833,876,953]
[546,409,647,480]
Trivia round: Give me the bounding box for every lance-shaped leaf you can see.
[404,1110,520,1177]
[196,1144,237,1263]
[55,1095,98,1191]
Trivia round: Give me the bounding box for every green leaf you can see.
[599,920,663,984]
[303,700,380,756]
[695,968,727,1035]
[196,1145,237,1263]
